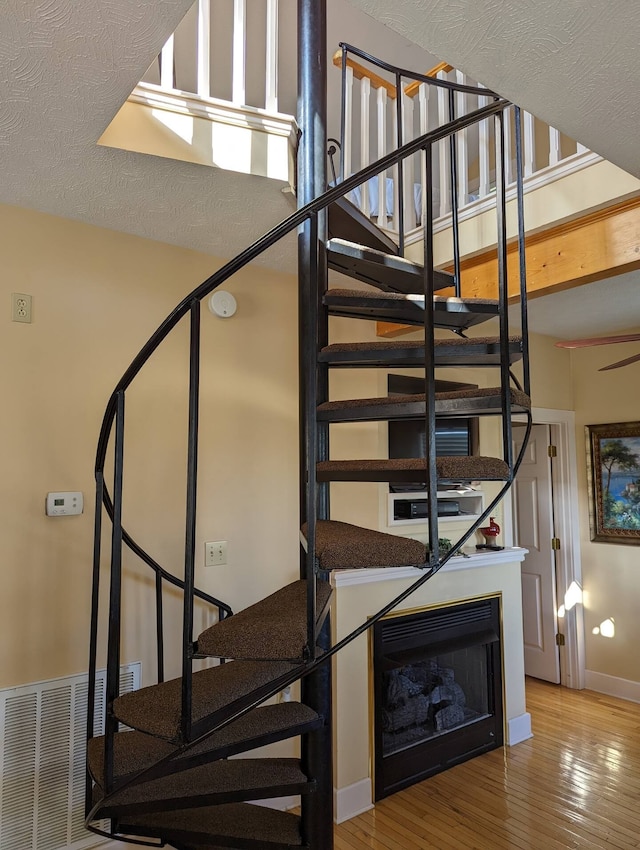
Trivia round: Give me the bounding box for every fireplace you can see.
[372,595,503,800]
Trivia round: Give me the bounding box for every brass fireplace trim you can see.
[367,591,506,799]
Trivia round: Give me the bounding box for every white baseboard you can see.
[507,712,533,745]
[585,670,640,704]
[334,778,374,824]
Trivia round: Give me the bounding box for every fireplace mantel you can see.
[330,547,531,824]
[330,546,528,587]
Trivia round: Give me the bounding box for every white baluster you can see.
[160,34,175,90]
[503,105,513,184]
[265,0,278,112]
[455,70,469,206]
[402,92,416,231]
[376,86,387,229]
[360,76,371,217]
[523,111,535,177]
[232,0,246,105]
[343,65,353,185]
[437,70,450,218]
[549,125,561,166]
[418,82,429,224]
[479,89,490,199]
[197,0,211,99]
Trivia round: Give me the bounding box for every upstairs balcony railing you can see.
[138,3,595,244]
[332,43,592,246]
[143,0,284,114]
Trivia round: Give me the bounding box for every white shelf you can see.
[387,489,484,527]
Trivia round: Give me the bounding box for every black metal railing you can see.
[86,87,531,832]
[336,42,503,262]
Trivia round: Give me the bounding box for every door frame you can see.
[505,407,585,689]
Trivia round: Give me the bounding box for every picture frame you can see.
[586,421,640,544]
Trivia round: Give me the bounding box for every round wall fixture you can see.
[208,291,237,318]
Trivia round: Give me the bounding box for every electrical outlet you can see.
[205,540,227,567]
[11,293,32,323]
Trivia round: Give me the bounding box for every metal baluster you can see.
[156,572,164,683]
[494,112,513,474]
[423,144,438,564]
[181,302,201,742]
[514,107,531,397]
[104,390,125,792]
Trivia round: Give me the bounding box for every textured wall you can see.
[346,0,640,179]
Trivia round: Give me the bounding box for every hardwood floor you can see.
[334,678,640,849]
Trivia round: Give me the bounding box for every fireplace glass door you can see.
[372,597,503,800]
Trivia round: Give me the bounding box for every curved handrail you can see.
[337,41,500,98]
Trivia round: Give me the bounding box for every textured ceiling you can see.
[345,0,640,180]
[1,0,637,337]
[0,0,295,267]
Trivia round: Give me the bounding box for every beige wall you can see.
[571,333,640,683]
[0,203,300,691]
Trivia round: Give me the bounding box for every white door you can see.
[513,424,560,683]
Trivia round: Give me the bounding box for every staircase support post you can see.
[297,1,334,846]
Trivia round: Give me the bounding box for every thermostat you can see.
[46,491,84,516]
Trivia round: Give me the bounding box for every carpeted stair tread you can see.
[118,802,303,847]
[302,520,426,569]
[326,237,454,294]
[113,660,299,742]
[319,336,523,367]
[317,455,510,483]
[88,702,319,784]
[95,757,311,815]
[317,386,530,421]
[196,580,332,661]
[324,288,499,330]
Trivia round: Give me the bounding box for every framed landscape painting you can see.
[586,422,640,544]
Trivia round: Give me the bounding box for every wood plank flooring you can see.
[334,678,640,849]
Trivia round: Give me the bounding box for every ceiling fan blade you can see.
[555,333,640,349]
[599,352,640,371]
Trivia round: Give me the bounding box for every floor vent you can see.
[0,663,140,850]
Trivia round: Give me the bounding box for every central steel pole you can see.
[297,1,334,847]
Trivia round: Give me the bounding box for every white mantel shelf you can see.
[330,547,528,588]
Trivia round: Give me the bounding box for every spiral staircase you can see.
[85,23,532,850]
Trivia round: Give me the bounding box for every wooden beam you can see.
[376,197,640,337]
